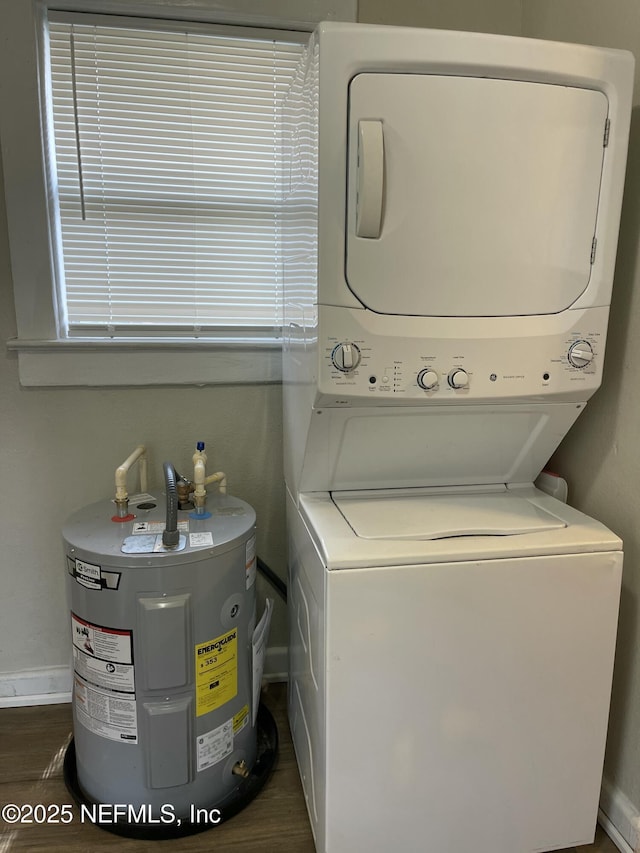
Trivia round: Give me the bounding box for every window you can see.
[0,1,355,385]
[49,17,304,339]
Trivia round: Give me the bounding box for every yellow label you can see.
[233,703,250,735]
[195,629,238,717]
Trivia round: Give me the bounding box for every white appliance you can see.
[281,23,633,853]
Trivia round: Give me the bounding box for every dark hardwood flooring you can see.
[0,683,620,852]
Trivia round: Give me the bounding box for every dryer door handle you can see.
[356,120,384,239]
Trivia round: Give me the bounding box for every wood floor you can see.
[0,683,619,853]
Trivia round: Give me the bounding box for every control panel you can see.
[317,306,608,405]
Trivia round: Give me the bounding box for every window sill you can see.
[7,338,283,386]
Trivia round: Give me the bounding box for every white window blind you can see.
[48,17,305,339]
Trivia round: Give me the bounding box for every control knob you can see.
[417,369,439,390]
[331,342,361,372]
[567,340,594,369]
[448,368,469,389]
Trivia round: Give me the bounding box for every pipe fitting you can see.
[190,442,227,513]
[114,445,147,504]
[193,453,207,503]
[176,478,193,510]
[232,760,250,779]
[114,498,130,518]
[204,471,228,494]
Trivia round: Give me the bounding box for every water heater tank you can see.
[62,490,266,834]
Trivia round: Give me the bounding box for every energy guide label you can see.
[195,629,238,717]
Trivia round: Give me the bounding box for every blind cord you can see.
[69,29,86,222]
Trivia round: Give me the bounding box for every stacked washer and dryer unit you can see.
[282,23,633,853]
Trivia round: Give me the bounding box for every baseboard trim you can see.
[600,776,640,853]
[600,809,634,853]
[0,666,72,708]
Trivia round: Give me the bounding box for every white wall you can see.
[359,0,522,35]
[522,0,640,818]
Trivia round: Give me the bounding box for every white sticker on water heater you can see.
[71,614,133,667]
[74,676,138,744]
[190,531,214,548]
[196,718,234,772]
[72,647,135,693]
[71,614,138,744]
[132,520,189,535]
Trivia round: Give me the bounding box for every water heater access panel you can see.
[346,73,608,318]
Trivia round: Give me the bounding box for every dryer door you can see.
[346,74,608,317]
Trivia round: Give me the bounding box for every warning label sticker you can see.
[132,520,189,535]
[74,676,138,744]
[71,614,137,744]
[72,647,134,693]
[195,629,238,718]
[72,615,133,668]
[233,703,250,736]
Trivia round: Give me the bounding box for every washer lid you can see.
[332,487,566,541]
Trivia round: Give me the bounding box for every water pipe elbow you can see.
[114,445,147,502]
[204,471,227,494]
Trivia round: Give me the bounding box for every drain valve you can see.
[232,760,250,779]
